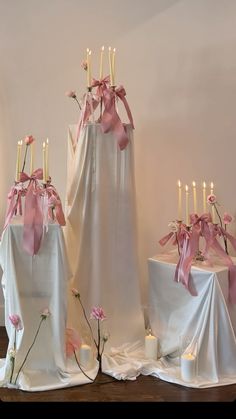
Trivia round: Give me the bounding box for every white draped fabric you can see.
[0,220,98,391]
[146,253,236,388]
[64,123,145,366]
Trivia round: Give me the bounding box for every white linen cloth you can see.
[0,219,98,391]
[146,253,236,388]
[64,123,145,376]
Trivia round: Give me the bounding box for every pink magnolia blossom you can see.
[24,135,35,145]
[65,90,76,98]
[90,307,106,321]
[41,308,50,319]
[65,328,81,357]
[48,195,59,209]
[223,213,234,225]
[207,194,217,205]
[81,60,88,71]
[9,314,23,331]
[71,288,80,298]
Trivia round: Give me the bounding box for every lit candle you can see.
[210,181,216,223]
[79,344,92,369]
[177,180,182,221]
[86,48,92,88]
[192,181,197,214]
[99,45,104,80]
[112,47,116,86]
[181,352,196,382]
[108,46,113,86]
[15,141,21,182]
[145,331,158,359]
[30,140,34,175]
[46,138,49,181]
[203,181,206,213]
[185,185,189,226]
[43,141,46,183]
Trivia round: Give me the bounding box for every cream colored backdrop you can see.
[1,0,236,323]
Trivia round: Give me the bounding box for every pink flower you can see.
[24,135,35,145]
[207,194,217,205]
[223,213,234,225]
[72,288,80,298]
[48,195,59,209]
[9,314,23,331]
[65,328,81,357]
[81,60,88,71]
[41,308,50,319]
[90,307,106,321]
[65,90,76,98]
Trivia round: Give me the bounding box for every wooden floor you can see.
[0,327,236,403]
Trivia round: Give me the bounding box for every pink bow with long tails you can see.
[2,185,26,234]
[174,225,200,296]
[101,85,134,151]
[75,93,100,143]
[91,75,110,98]
[21,169,44,256]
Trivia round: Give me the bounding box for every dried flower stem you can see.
[214,204,228,254]
[21,145,29,173]
[9,329,16,384]
[73,350,93,381]
[78,297,98,349]
[14,317,44,385]
[74,97,82,110]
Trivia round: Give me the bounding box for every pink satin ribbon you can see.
[75,93,100,143]
[45,183,66,226]
[101,85,134,150]
[21,169,44,256]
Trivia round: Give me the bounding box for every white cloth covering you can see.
[64,123,145,373]
[146,253,236,388]
[0,219,98,391]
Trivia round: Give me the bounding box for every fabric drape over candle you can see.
[64,123,145,355]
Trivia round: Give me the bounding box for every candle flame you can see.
[86,47,90,53]
[192,181,196,187]
[46,138,49,145]
[210,182,214,189]
[203,181,206,189]
[88,50,91,56]
[101,45,104,51]
[108,46,111,51]
[43,142,46,148]
[178,180,181,188]
[113,47,116,53]
[185,185,189,192]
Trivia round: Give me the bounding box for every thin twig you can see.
[74,97,82,110]
[9,329,16,384]
[21,145,29,173]
[78,297,98,349]
[214,204,228,254]
[73,350,94,381]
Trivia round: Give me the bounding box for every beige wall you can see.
[1,0,236,321]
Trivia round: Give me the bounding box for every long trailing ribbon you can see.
[101,85,134,151]
[75,92,99,143]
[2,185,26,234]
[21,169,44,256]
[45,183,66,226]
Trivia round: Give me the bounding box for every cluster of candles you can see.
[178,180,216,225]
[85,46,116,87]
[15,139,50,184]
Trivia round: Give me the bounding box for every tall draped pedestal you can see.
[65,123,145,377]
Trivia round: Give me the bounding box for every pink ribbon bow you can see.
[21,169,44,256]
[101,85,134,151]
[45,184,66,226]
[91,75,110,98]
[75,93,100,143]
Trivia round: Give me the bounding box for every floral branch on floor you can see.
[9,308,50,386]
[65,327,93,381]
[72,288,109,372]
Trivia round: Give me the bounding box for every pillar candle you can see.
[192,181,197,214]
[43,142,46,183]
[202,181,206,213]
[181,353,196,382]
[145,333,158,359]
[177,180,182,221]
[185,185,189,226]
[86,48,92,88]
[99,45,104,80]
[46,138,49,181]
[79,344,92,369]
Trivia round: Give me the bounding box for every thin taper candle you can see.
[178,180,182,220]
[203,181,206,213]
[185,185,189,225]
[99,46,104,80]
[46,138,49,181]
[112,48,116,86]
[108,46,113,85]
[192,181,197,214]
[210,182,216,223]
[30,141,34,175]
[43,142,46,183]
[15,141,21,182]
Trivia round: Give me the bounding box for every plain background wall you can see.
[1,0,236,323]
